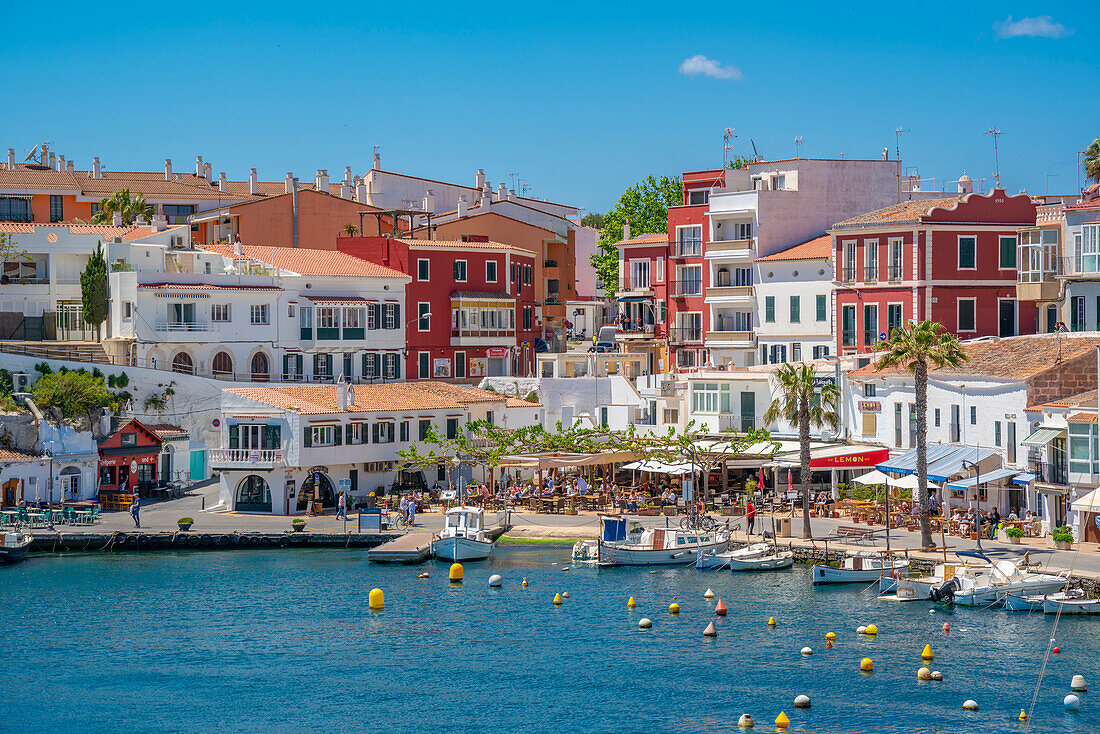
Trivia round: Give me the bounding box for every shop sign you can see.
[487,347,510,358]
[858,400,881,413]
[433,359,452,378]
[810,449,890,468]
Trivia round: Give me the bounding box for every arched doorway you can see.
[236,474,272,512]
[59,466,82,499]
[172,352,194,374]
[297,471,335,512]
[250,352,270,382]
[212,351,234,378]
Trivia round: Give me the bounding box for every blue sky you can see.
[1,2,1094,213]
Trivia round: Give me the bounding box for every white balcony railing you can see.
[208,448,283,467]
[155,321,219,332]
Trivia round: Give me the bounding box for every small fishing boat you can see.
[928,553,1067,606]
[1004,593,1044,612]
[812,552,910,585]
[431,507,494,561]
[573,515,729,567]
[1042,590,1100,615]
[728,550,794,572]
[0,531,32,564]
[695,542,773,570]
[879,579,923,602]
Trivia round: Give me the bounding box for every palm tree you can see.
[89,189,155,225]
[763,362,840,538]
[342,223,359,237]
[1084,136,1100,184]
[875,320,967,549]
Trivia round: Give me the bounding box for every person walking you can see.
[407,495,416,527]
[336,491,348,520]
[129,495,140,528]
[746,499,755,536]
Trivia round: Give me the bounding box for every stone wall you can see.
[1026,350,1099,406]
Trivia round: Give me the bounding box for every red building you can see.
[830,186,1037,355]
[98,418,164,504]
[336,236,540,380]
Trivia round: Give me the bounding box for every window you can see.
[768,344,787,364]
[863,383,876,398]
[250,304,269,325]
[765,296,775,322]
[958,236,976,269]
[628,259,650,290]
[677,226,702,257]
[310,425,335,446]
[688,190,709,206]
[691,382,731,414]
[348,422,364,445]
[842,305,856,347]
[417,258,430,281]
[1071,296,1086,332]
[676,265,701,295]
[842,242,857,282]
[418,352,429,379]
[122,301,132,319]
[994,421,1002,447]
[399,420,410,442]
[446,418,459,440]
[999,236,1017,269]
[522,306,533,330]
[864,240,879,282]
[288,304,295,318]
[418,302,431,331]
[50,195,63,222]
[863,304,878,347]
[418,419,432,441]
[162,204,195,224]
[816,294,827,322]
[454,260,467,282]
[957,298,976,332]
[483,260,498,283]
[950,405,961,443]
[894,403,903,447]
[970,405,976,425]
[343,308,364,338]
[934,408,941,427]
[887,304,902,336]
[1080,225,1100,274]
[455,351,466,379]
[791,342,801,362]
[120,432,137,447]
[384,303,399,329]
[888,238,903,281]
[313,353,332,379]
[373,421,395,444]
[861,412,877,437]
[366,304,378,330]
[790,296,800,323]
[654,257,664,283]
[812,345,830,359]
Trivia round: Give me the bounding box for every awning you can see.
[1071,488,1100,512]
[945,468,1022,491]
[809,447,890,468]
[497,450,638,470]
[615,296,650,303]
[1012,472,1036,486]
[622,459,694,475]
[1021,426,1065,448]
[877,443,999,482]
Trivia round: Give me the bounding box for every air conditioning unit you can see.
[11,372,29,393]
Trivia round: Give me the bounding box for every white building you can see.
[753,234,834,366]
[109,244,410,383]
[210,381,540,514]
[0,400,100,506]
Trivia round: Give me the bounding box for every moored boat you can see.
[0,531,32,564]
[728,550,794,571]
[812,553,910,585]
[929,555,1067,606]
[696,542,773,570]
[573,515,729,567]
[432,507,494,561]
[1003,593,1043,612]
[1042,590,1100,615]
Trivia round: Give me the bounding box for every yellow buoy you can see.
[768,617,776,627]
[1019,709,1027,721]
[775,711,790,729]
[368,588,384,610]
[860,657,873,672]
[864,624,878,636]
[825,632,837,641]
[553,593,563,606]
[522,577,528,587]
[627,596,637,609]
[669,603,680,614]
[921,644,933,660]
[449,563,464,582]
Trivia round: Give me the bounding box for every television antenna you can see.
[794,136,805,158]
[895,127,909,163]
[722,128,737,168]
[509,172,518,192]
[985,126,1003,188]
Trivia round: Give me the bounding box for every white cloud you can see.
[679,55,743,81]
[994,15,1071,39]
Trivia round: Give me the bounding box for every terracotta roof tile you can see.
[227,382,516,415]
[0,447,41,462]
[399,238,537,255]
[1068,412,1098,423]
[756,234,832,262]
[145,423,189,439]
[200,244,408,279]
[833,196,962,228]
[138,283,284,291]
[615,233,668,247]
[1065,198,1100,211]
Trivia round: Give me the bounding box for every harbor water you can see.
[3,547,1098,733]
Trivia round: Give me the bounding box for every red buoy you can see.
[942,623,950,633]
[715,598,728,616]
[1053,647,1061,654]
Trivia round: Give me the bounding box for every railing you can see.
[0,213,34,223]
[208,448,284,467]
[864,266,879,283]
[452,328,516,338]
[669,326,703,343]
[1031,460,1068,486]
[54,277,82,285]
[617,323,655,336]
[670,279,703,297]
[706,330,754,343]
[706,238,754,254]
[619,279,652,292]
[543,259,558,268]
[0,276,49,285]
[674,240,702,258]
[841,330,856,347]
[841,266,857,283]
[706,285,753,299]
[887,264,904,282]
[155,321,218,332]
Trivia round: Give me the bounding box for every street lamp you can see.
[962,458,982,551]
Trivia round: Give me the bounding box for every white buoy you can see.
[856,625,867,634]
[1064,694,1081,711]
[801,647,813,656]
[931,671,944,681]
[638,617,652,629]
[963,700,979,711]
[704,622,718,637]
[1071,674,1087,692]
[737,713,754,728]
[793,695,811,709]
[704,588,715,599]
[562,591,570,599]
[488,574,502,587]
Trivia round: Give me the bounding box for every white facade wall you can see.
[754,256,834,365]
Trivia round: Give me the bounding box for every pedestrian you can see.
[746,499,755,536]
[407,495,416,527]
[336,491,348,520]
[130,495,140,528]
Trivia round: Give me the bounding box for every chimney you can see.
[623,218,631,241]
[336,374,348,411]
[343,166,353,186]
[57,154,65,171]
[40,142,48,165]
[7,148,16,170]
[204,162,212,181]
[508,188,516,201]
[422,189,435,213]
[457,195,468,218]
[92,156,102,179]
[112,212,122,226]
[218,172,227,192]
[174,172,183,182]
[475,168,486,190]
[315,169,329,193]
[67,160,74,172]
[48,152,56,169]
[249,168,258,195]
[340,183,352,200]
[479,182,491,208]
[496,182,507,201]
[195,155,204,177]
[373,150,381,170]
[164,158,173,181]
[152,214,167,232]
[355,179,369,204]
[285,172,294,194]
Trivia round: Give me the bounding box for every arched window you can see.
[236,475,271,512]
[171,352,194,374]
[250,352,270,382]
[212,351,234,378]
[297,472,335,512]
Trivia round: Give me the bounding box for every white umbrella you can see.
[851,470,890,486]
[889,474,921,489]
[1071,488,1100,512]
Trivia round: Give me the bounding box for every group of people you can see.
[947,506,1033,537]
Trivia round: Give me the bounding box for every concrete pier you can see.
[30,530,401,552]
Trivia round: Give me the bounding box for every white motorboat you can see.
[1043,590,1100,615]
[728,550,794,572]
[811,552,910,585]
[432,507,494,561]
[928,553,1067,606]
[696,542,773,570]
[1003,592,1043,612]
[572,515,729,567]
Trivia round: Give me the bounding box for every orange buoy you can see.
[715,598,728,616]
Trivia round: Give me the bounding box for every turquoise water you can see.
[3,548,1098,733]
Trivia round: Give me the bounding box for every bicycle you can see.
[386,511,410,532]
[680,513,718,532]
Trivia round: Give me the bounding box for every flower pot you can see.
[292,524,306,533]
[177,523,192,532]
[1007,536,1021,545]
[1055,540,1072,550]
[565,508,578,516]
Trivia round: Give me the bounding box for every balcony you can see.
[887,264,904,283]
[706,329,755,346]
[154,321,218,333]
[544,259,558,268]
[209,448,284,470]
[670,279,703,297]
[672,240,703,259]
[1031,460,1068,487]
[617,279,653,296]
[705,238,754,257]
[864,266,879,284]
[840,266,857,284]
[669,326,704,343]
[705,285,754,301]
[616,324,657,340]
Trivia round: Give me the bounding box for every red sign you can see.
[810,449,890,468]
[487,347,510,358]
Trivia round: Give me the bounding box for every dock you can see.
[29,530,401,553]
[367,531,435,563]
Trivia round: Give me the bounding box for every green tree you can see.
[590,175,682,294]
[342,223,359,237]
[80,242,109,340]
[31,371,114,419]
[1084,136,1100,183]
[579,212,604,229]
[89,189,155,225]
[1,231,26,261]
[763,363,840,539]
[874,321,967,549]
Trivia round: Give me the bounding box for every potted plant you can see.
[565,497,578,516]
[1050,525,1073,550]
[177,517,193,532]
[1002,526,1024,545]
[292,518,306,533]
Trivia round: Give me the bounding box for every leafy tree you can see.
[80,242,109,340]
[88,189,155,225]
[1,231,26,261]
[727,154,753,169]
[875,321,967,549]
[763,363,840,539]
[590,175,682,294]
[342,223,359,236]
[579,212,604,229]
[31,371,114,419]
[1084,136,1100,184]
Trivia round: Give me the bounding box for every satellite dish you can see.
[23,145,38,163]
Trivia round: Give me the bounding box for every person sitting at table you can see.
[1008,508,1019,522]
[1024,508,1035,523]
[627,491,639,513]
[910,503,920,517]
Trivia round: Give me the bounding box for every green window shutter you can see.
[816,294,826,321]
[304,428,312,448]
[362,353,369,376]
[1000,236,1017,269]
[392,303,401,327]
[262,424,279,450]
[282,354,290,378]
[765,296,775,322]
[790,296,800,323]
[372,423,380,443]
[345,423,353,444]
[228,425,239,449]
[334,425,342,445]
[374,353,382,377]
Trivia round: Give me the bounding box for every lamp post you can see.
[962,458,982,551]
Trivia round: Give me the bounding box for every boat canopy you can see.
[945,467,1022,490]
[877,443,998,481]
[601,516,627,542]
